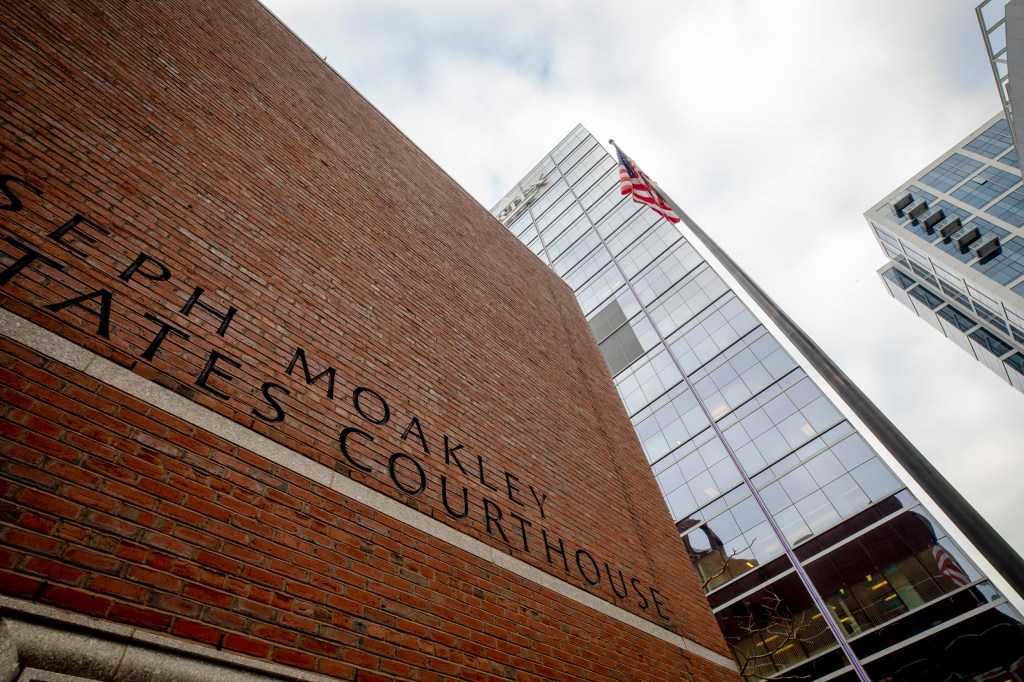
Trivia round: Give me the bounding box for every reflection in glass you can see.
[807,508,983,640]
[850,582,1001,659]
[715,572,837,679]
[863,603,1024,680]
[679,516,761,591]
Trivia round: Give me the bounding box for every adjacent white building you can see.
[866,113,1024,393]
[867,0,1024,394]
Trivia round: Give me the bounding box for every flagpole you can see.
[612,141,873,682]
[611,141,1024,603]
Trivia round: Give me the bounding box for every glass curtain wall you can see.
[493,125,1024,681]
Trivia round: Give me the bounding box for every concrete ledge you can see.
[0,597,334,682]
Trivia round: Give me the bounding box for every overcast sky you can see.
[258,0,1023,577]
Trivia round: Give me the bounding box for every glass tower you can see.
[492,125,1024,681]
[867,113,1024,394]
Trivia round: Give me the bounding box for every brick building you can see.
[0,1,738,680]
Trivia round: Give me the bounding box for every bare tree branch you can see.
[726,591,814,681]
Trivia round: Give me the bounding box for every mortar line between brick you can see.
[0,307,738,672]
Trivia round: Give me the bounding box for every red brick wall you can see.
[0,0,735,678]
[1,339,738,680]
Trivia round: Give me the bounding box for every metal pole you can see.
[620,145,1024,603]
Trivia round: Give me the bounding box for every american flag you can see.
[613,143,681,224]
[931,543,970,587]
